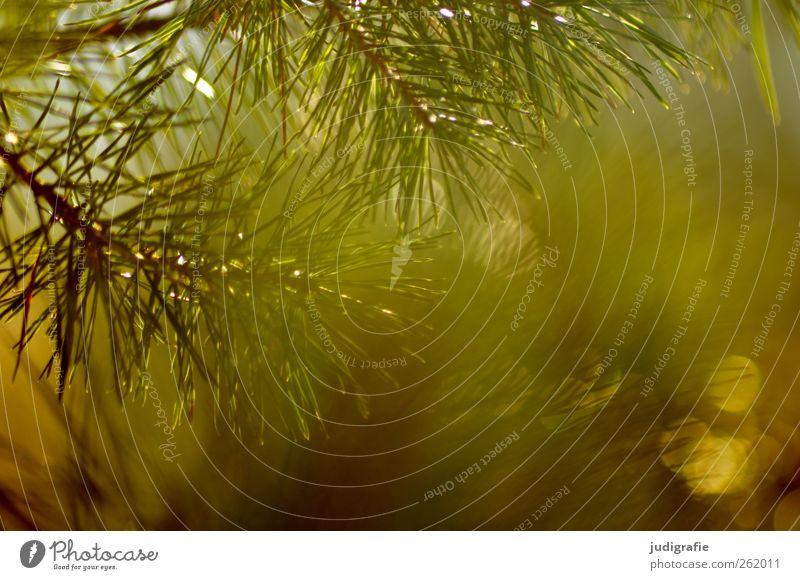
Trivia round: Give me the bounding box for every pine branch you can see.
[0,0,797,438]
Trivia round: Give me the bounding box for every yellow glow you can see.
[181,68,216,99]
[682,436,751,495]
[707,355,761,414]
